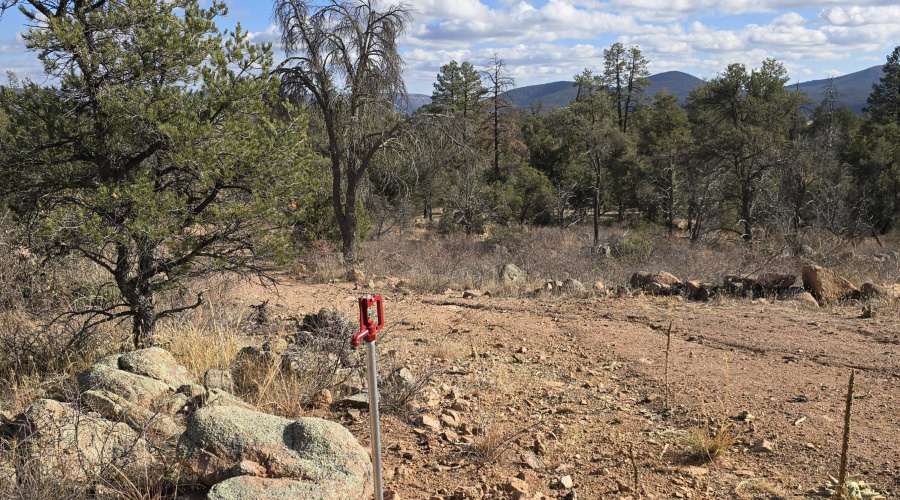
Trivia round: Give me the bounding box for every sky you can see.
[1,0,898,94]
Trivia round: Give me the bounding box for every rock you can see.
[204,389,255,410]
[758,273,796,291]
[338,392,372,409]
[78,350,183,409]
[384,491,402,500]
[499,264,525,285]
[685,281,711,301]
[559,475,574,489]
[207,475,370,500]
[792,291,820,309]
[390,367,416,387]
[178,405,371,497]
[81,389,182,440]
[751,439,774,453]
[347,268,366,283]
[118,347,192,388]
[312,389,333,410]
[11,399,153,482]
[463,289,483,299]
[801,265,860,303]
[630,271,680,294]
[203,369,235,394]
[592,281,605,293]
[860,282,889,300]
[561,279,586,296]
[416,414,442,431]
[504,476,530,497]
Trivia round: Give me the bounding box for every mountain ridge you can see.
[407,65,883,115]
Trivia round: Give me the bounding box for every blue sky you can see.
[2,0,899,94]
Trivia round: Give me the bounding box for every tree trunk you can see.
[741,182,753,240]
[132,302,155,349]
[593,171,601,246]
[666,160,675,235]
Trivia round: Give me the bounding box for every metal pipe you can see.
[365,339,384,500]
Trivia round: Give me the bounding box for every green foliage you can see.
[429,60,487,119]
[865,46,900,126]
[686,59,807,239]
[0,0,312,346]
[613,236,653,262]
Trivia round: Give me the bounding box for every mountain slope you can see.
[408,66,883,115]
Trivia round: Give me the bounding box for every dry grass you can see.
[359,222,900,296]
[154,300,247,380]
[683,422,738,463]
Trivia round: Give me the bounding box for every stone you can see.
[338,391,373,409]
[313,389,333,410]
[178,405,371,497]
[685,281,710,301]
[592,281,605,293]
[78,350,182,409]
[758,273,796,291]
[203,369,235,393]
[793,291,820,309]
[347,268,366,283]
[630,271,680,294]
[81,389,182,440]
[504,477,529,494]
[499,264,525,285]
[801,265,860,303]
[11,399,153,482]
[384,491,402,500]
[118,347,192,388]
[204,389,255,410]
[559,475,574,489]
[751,439,774,453]
[463,289,483,299]
[416,414,441,431]
[561,279,586,296]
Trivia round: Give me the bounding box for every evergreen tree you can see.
[0,0,309,348]
[865,46,900,125]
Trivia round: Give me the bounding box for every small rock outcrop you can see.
[630,271,680,294]
[10,398,154,481]
[801,265,860,303]
[178,405,371,499]
[78,347,191,409]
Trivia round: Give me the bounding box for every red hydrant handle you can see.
[352,295,383,347]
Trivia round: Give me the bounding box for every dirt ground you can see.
[233,278,900,499]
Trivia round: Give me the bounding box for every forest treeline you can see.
[1,0,900,345]
[390,45,900,248]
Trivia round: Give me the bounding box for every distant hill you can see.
[505,71,705,111]
[406,66,883,115]
[791,66,882,115]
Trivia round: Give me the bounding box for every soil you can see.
[233,278,900,500]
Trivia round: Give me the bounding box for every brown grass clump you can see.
[683,422,738,463]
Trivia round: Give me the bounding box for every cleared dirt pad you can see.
[235,279,900,499]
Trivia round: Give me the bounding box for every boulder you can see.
[758,273,796,291]
[78,349,183,409]
[560,278,586,296]
[347,268,366,283]
[801,265,860,303]
[203,369,235,394]
[11,399,153,482]
[81,390,182,440]
[630,271,680,294]
[792,291,820,309]
[685,281,711,301]
[178,405,371,498]
[499,264,525,285]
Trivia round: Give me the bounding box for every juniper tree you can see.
[0,0,310,348]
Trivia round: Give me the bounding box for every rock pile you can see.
[4,347,372,499]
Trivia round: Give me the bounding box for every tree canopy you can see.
[0,0,310,347]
